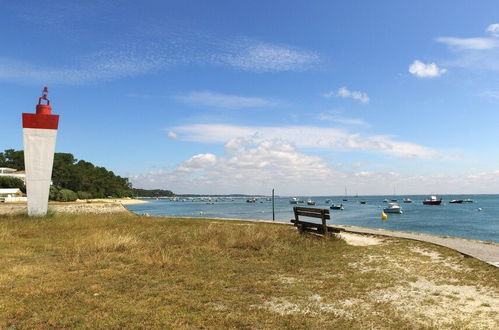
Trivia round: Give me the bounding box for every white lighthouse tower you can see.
[22,87,60,216]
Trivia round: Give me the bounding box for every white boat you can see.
[383,199,389,203]
[383,203,403,214]
[423,196,442,205]
[307,199,316,205]
[330,204,344,210]
[403,198,413,203]
[289,197,300,204]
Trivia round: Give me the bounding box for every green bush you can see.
[57,189,78,202]
[0,176,26,193]
[77,191,92,199]
[49,186,59,201]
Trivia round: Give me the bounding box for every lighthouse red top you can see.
[22,87,59,130]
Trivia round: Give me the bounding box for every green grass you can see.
[0,214,497,329]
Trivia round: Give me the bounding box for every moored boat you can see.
[423,195,442,205]
[383,202,403,214]
[403,198,413,203]
[330,204,344,210]
[449,199,463,204]
[360,200,367,204]
[307,199,316,205]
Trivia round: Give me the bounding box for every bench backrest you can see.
[293,206,330,236]
[293,206,330,221]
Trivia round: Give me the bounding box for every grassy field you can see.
[0,214,497,329]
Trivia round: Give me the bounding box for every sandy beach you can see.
[80,198,150,205]
[0,198,148,216]
[0,201,134,216]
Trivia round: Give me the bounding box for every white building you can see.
[0,167,26,182]
[0,188,27,202]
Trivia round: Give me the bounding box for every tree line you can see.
[131,188,174,197]
[1,149,134,200]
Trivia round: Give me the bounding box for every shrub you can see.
[57,189,78,202]
[0,176,26,193]
[77,191,92,199]
[49,186,59,201]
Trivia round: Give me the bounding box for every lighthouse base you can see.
[23,128,58,217]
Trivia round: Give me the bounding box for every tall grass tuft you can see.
[81,231,139,253]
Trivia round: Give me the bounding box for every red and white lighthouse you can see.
[22,87,60,216]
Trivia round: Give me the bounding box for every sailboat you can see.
[342,186,348,201]
[390,186,398,202]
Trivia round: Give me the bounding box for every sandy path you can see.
[333,224,499,268]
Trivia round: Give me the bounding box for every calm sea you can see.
[126,195,499,243]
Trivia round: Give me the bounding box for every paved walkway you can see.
[332,225,499,268]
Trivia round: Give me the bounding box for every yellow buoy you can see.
[381,211,388,220]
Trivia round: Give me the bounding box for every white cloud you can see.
[486,23,499,37]
[175,91,276,109]
[351,162,364,169]
[171,123,441,159]
[479,90,499,99]
[436,37,499,50]
[0,47,174,85]
[177,153,217,172]
[167,131,179,139]
[214,41,320,72]
[324,87,370,104]
[434,27,499,72]
[408,60,446,78]
[130,138,499,195]
[0,26,322,85]
[130,138,340,194]
[317,113,370,127]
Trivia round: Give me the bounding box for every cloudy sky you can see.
[2,1,499,195]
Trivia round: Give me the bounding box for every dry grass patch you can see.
[370,277,498,328]
[0,214,497,329]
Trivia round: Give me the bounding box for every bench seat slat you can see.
[294,211,330,219]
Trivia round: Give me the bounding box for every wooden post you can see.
[293,207,302,233]
[321,209,328,236]
[272,189,275,221]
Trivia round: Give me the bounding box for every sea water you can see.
[126,195,499,243]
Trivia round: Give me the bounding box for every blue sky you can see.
[2,0,499,195]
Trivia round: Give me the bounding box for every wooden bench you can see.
[290,206,331,236]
